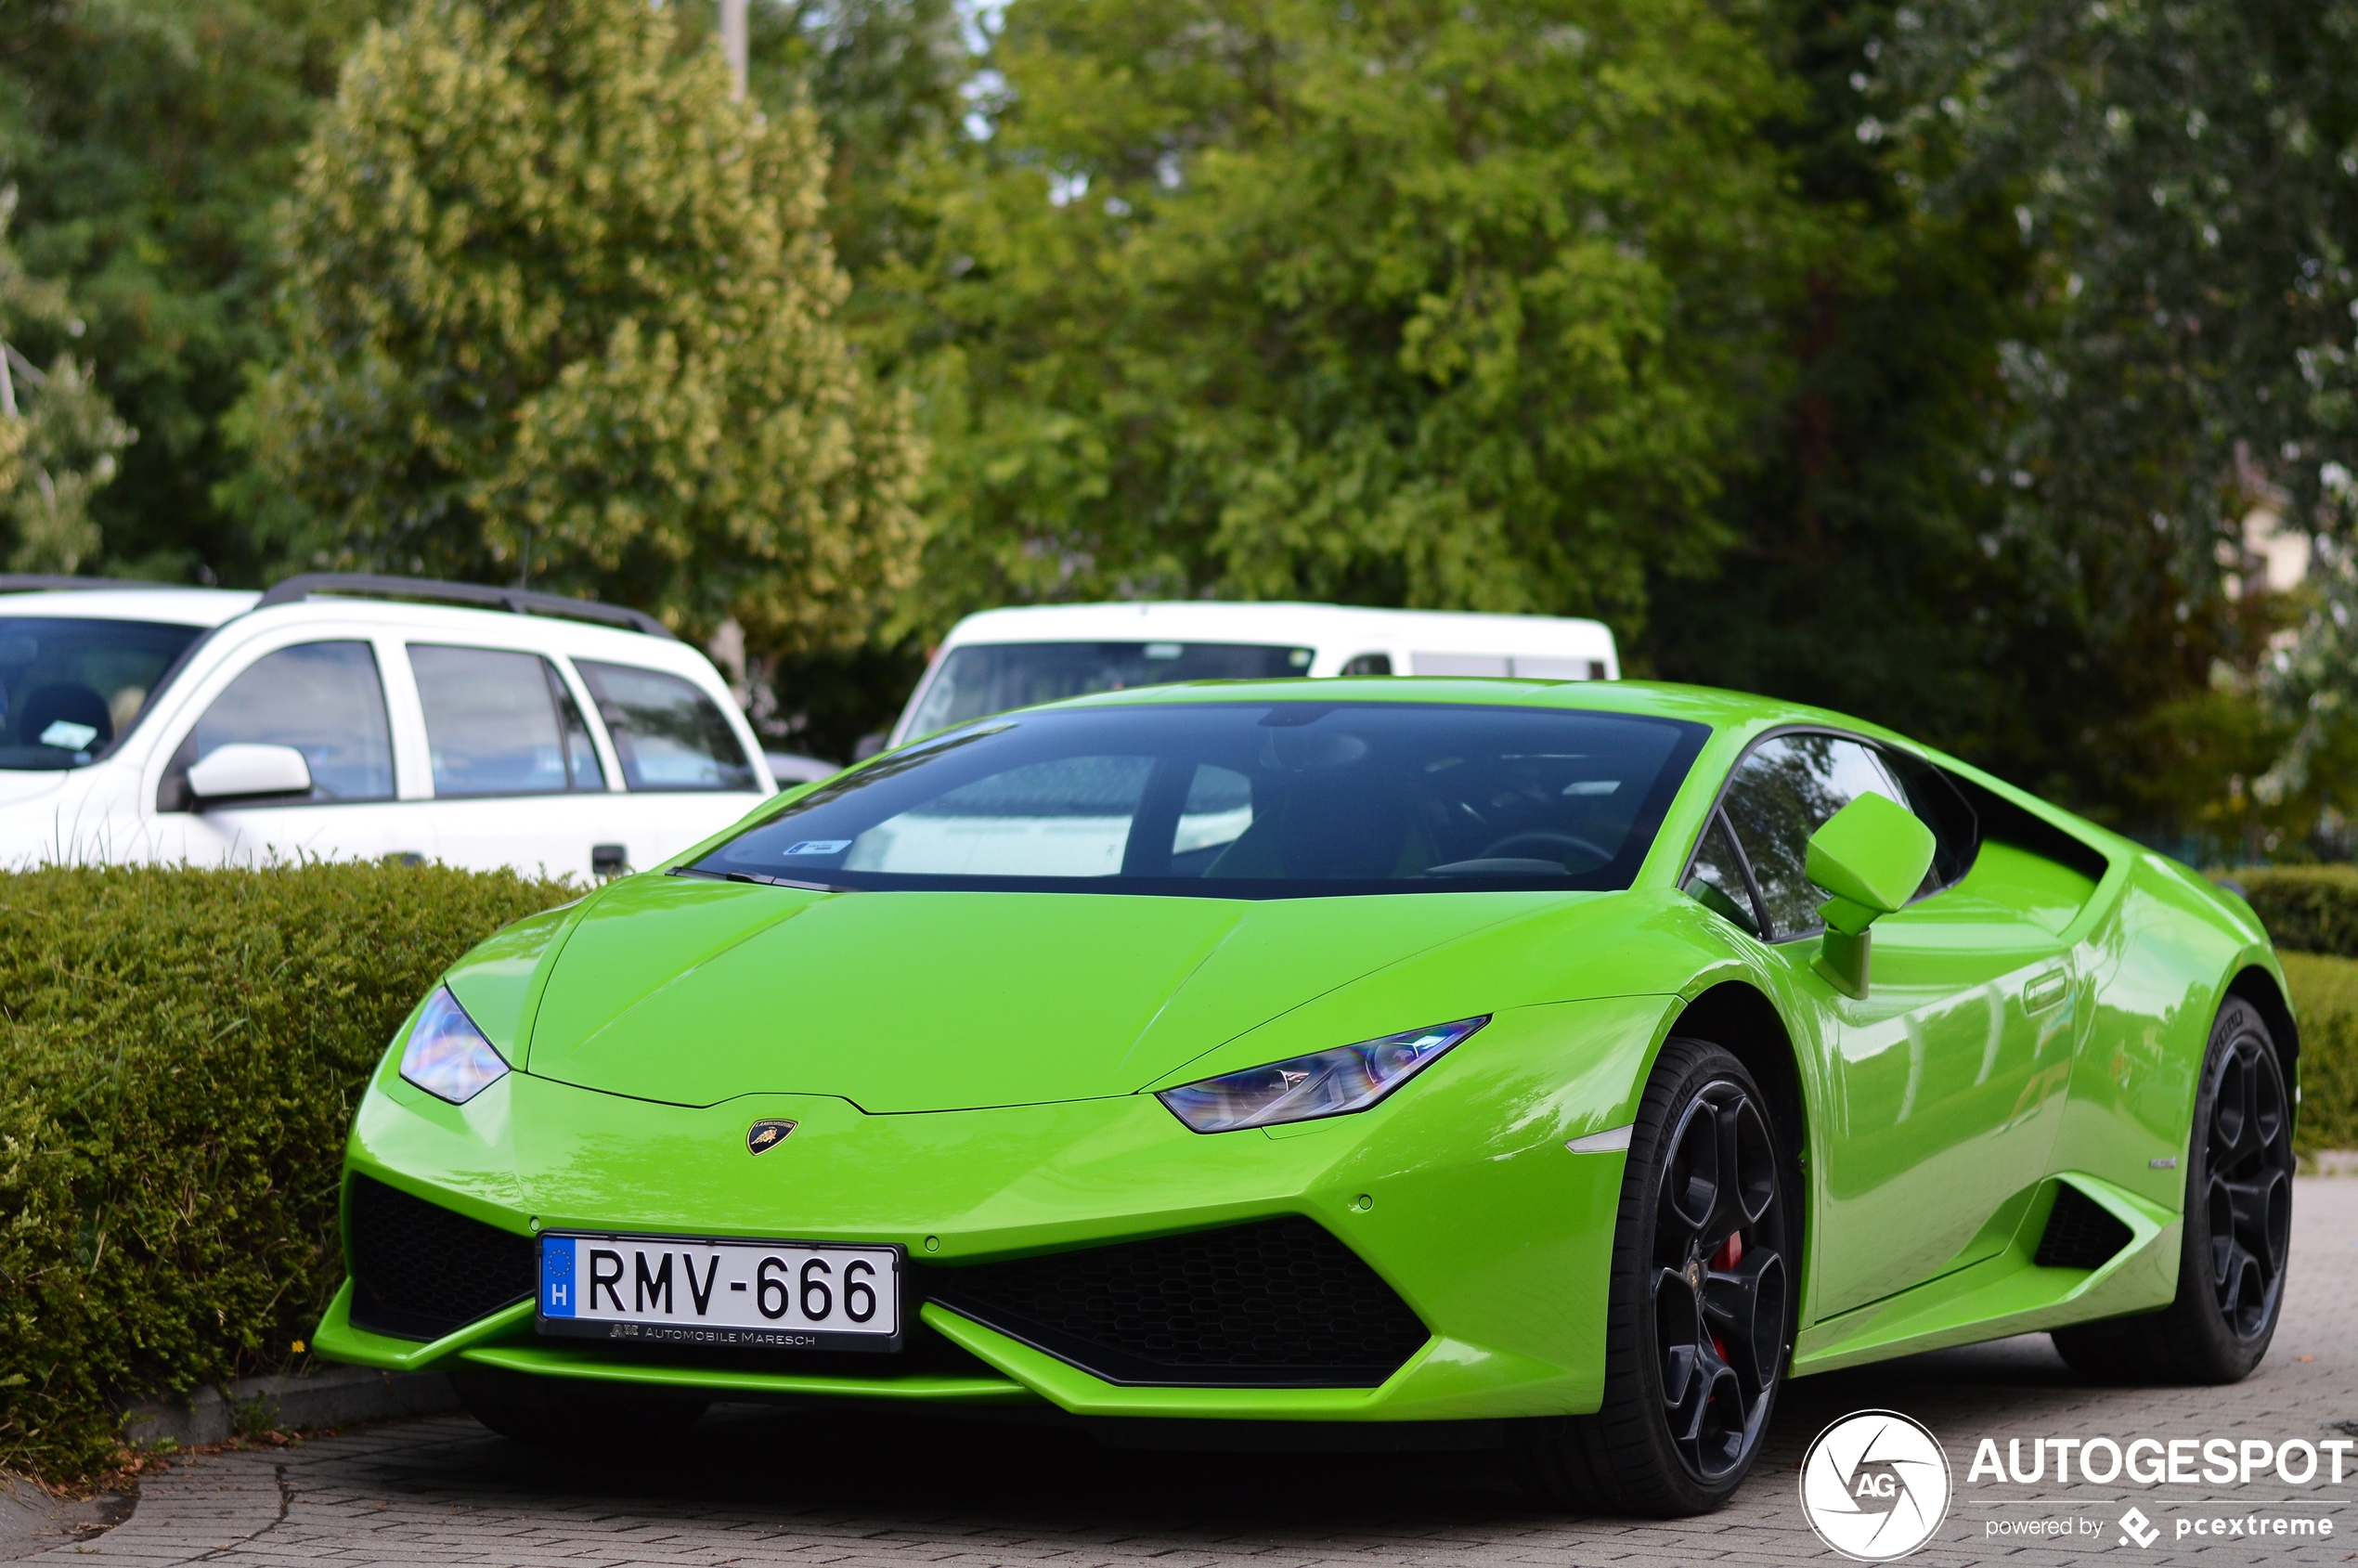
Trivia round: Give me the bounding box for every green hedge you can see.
[0,862,572,1479]
[2230,864,2358,958]
[2281,953,2358,1159]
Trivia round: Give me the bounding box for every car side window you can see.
[1717,733,1951,940]
[574,659,757,792]
[161,641,394,810]
[408,645,605,797]
[1680,810,1764,939]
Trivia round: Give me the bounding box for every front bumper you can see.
[316,993,1674,1422]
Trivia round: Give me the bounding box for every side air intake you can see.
[347,1174,535,1341]
[926,1216,1430,1388]
[2033,1182,2133,1271]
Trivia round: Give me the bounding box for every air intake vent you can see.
[348,1174,535,1341]
[2034,1182,2133,1271]
[926,1216,1429,1388]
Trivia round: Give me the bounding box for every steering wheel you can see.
[1478,829,1613,869]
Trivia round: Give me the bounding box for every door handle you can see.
[2023,966,2071,1015]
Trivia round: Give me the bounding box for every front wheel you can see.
[1512,1038,1794,1515]
[2051,995,2293,1384]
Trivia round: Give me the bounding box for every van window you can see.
[409,645,605,796]
[575,660,757,792]
[1411,654,1604,679]
[904,641,1314,737]
[163,641,395,808]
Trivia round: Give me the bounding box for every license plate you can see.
[536,1234,901,1352]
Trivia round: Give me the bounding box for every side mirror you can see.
[187,743,314,806]
[1805,792,1936,998]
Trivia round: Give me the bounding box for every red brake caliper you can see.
[1706,1232,1742,1365]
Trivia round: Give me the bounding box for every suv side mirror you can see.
[1805,792,1936,998]
[187,744,314,806]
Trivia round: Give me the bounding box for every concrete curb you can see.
[121,1365,456,1449]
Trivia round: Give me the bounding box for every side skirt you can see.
[1789,1173,2179,1376]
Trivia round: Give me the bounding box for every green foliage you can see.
[1851,0,2358,836]
[881,0,1807,638]
[2279,952,2358,1156]
[0,0,386,582]
[230,0,927,652]
[0,191,134,574]
[0,862,572,1479]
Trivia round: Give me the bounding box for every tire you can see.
[451,1366,708,1448]
[2051,995,2294,1385]
[1512,1037,1794,1516]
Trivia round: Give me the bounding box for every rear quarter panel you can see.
[2056,846,2284,1214]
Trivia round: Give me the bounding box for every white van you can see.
[887,601,1619,747]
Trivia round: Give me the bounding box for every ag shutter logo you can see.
[1800,1410,1954,1561]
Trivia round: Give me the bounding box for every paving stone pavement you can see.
[41,1179,2358,1568]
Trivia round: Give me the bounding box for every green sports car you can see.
[317,680,2296,1514]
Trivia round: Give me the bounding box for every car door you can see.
[403,642,623,878]
[1707,732,2077,1318]
[154,639,438,865]
[571,657,769,869]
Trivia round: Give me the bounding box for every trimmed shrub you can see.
[0,862,572,1479]
[2230,864,2358,958]
[2282,952,2358,1158]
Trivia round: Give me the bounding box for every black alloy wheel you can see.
[2052,995,2294,1384]
[1652,1076,1788,1482]
[1514,1038,1794,1515]
[2202,1023,2294,1339]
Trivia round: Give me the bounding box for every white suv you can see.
[0,575,777,879]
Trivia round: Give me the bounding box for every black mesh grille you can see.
[926,1217,1430,1388]
[348,1175,535,1341]
[2034,1182,2133,1271]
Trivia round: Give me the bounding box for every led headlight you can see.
[397,987,510,1104]
[1156,1016,1488,1133]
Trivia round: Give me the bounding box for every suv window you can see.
[162,641,394,809]
[0,616,205,771]
[409,645,605,797]
[1710,732,1976,940]
[575,660,756,792]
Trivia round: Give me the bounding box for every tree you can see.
[884,0,1809,641]
[231,0,926,649]
[0,0,386,581]
[1877,0,2358,849]
[0,190,135,573]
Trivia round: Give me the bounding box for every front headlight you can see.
[1156,1016,1488,1133]
[398,987,510,1104]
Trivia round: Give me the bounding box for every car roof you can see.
[0,587,258,627]
[1017,675,1917,750]
[939,601,1617,659]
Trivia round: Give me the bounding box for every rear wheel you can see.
[451,1367,707,1448]
[2051,995,2293,1384]
[1513,1038,1793,1515]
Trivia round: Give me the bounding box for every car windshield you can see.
[0,616,205,770]
[903,641,1315,737]
[691,701,1707,897]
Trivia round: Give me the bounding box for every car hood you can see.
[518,875,1585,1111]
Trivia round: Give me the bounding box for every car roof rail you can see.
[254,573,676,639]
[0,574,185,592]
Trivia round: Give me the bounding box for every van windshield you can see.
[0,616,205,770]
[690,700,1706,898]
[903,641,1314,738]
